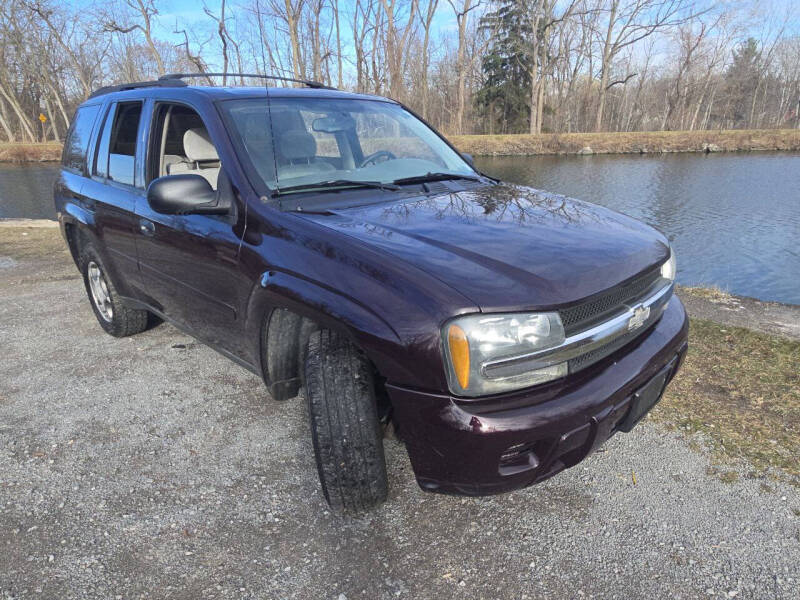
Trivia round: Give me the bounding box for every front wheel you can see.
[304,329,388,513]
[80,244,149,337]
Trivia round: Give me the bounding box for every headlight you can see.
[442,312,567,396]
[661,248,676,281]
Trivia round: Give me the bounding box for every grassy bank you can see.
[2,129,800,163]
[654,318,800,485]
[0,142,62,163]
[451,129,800,156]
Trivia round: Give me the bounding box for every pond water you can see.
[476,152,800,305]
[0,163,60,220]
[1,153,799,303]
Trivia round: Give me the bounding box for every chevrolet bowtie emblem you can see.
[627,304,651,331]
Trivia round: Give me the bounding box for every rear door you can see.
[79,100,147,297]
[134,101,250,358]
[54,102,103,241]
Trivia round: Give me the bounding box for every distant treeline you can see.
[1,0,799,143]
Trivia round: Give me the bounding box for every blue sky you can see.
[68,0,798,77]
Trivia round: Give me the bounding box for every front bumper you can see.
[388,297,689,496]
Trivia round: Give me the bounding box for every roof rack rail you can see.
[88,79,187,99]
[159,72,336,90]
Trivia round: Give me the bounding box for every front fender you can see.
[244,270,417,388]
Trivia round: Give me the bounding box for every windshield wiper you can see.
[392,172,482,186]
[273,179,400,196]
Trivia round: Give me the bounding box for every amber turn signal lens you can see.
[448,324,470,390]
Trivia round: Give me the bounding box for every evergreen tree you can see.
[474,0,533,134]
[724,38,762,126]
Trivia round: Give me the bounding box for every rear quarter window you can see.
[62,104,101,172]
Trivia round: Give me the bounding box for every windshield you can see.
[218,96,476,196]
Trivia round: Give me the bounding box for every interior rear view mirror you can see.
[312,114,356,133]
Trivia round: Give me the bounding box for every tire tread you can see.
[304,329,388,513]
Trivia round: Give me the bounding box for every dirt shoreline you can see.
[0,142,62,163]
[2,129,800,163]
[677,285,800,341]
[452,129,800,156]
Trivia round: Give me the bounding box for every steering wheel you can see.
[359,150,396,168]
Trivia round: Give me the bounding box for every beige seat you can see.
[276,130,335,181]
[162,154,184,174]
[168,128,220,189]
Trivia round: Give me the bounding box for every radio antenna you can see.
[263,77,281,202]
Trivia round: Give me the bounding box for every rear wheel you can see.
[80,244,148,337]
[303,329,388,513]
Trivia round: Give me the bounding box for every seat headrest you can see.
[183,128,219,162]
[278,130,317,161]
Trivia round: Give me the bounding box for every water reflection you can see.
[476,152,800,304]
[377,184,606,227]
[0,163,60,219]
[2,154,798,304]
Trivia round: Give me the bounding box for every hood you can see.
[298,184,669,311]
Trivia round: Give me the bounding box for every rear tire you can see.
[79,243,148,337]
[304,329,388,513]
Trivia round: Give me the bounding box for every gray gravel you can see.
[1,245,799,599]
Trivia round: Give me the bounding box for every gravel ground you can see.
[1,235,799,599]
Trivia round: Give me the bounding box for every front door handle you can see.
[139,219,155,237]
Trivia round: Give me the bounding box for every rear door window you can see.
[94,102,143,187]
[62,104,101,172]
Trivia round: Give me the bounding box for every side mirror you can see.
[146,174,231,215]
[461,152,475,167]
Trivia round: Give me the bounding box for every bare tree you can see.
[593,0,698,131]
[417,0,439,119]
[102,0,166,76]
[204,0,246,84]
[0,0,797,142]
[379,0,417,100]
[271,0,306,79]
[447,0,481,133]
[332,0,343,88]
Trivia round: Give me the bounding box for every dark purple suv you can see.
[55,75,688,513]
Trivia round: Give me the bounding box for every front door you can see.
[134,101,250,358]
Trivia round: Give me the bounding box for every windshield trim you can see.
[214,96,479,205]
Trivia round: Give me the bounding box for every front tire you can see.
[304,329,388,513]
[80,243,148,337]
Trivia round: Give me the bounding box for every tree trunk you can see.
[285,0,305,80]
[334,0,343,88]
[0,85,35,142]
[594,1,618,132]
[136,0,165,76]
[453,0,472,134]
[0,99,15,142]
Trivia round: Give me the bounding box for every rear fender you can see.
[58,209,137,299]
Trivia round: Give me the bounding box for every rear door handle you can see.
[139,219,155,237]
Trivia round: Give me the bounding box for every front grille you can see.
[560,268,662,336]
[567,324,647,373]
